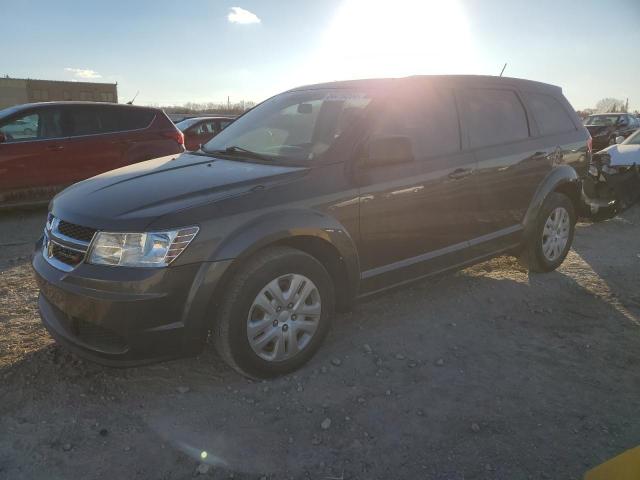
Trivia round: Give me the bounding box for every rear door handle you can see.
[48,145,63,151]
[448,168,473,180]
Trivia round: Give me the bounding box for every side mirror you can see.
[0,132,5,143]
[366,135,414,167]
[615,135,625,144]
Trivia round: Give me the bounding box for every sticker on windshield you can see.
[324,92,370,101]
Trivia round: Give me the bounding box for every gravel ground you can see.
[0,205,639,480]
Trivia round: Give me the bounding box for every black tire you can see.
[213,246,335,378]
[519,192,576,273]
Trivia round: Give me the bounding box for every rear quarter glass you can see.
[119,109,155,130]
[522,92,577,136]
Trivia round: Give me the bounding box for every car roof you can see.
[588,112,623,116]
[6,101,159,111]
[287,74,562,95]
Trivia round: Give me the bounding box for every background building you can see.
[0,76,118,109]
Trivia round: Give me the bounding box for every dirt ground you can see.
[1,205,639,480]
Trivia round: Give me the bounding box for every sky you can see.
[3,0,640,110]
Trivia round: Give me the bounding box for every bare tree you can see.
[595,98,627,113]
[160,100,256,116]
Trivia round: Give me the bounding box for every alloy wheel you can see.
[541,206,570,262]
[247,273,322,362]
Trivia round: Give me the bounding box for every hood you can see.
[599,144,640,167]
[585,125,613,137]
[51,152,306,230]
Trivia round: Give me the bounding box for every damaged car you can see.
[583,129,640,216]
[33,75,590,377]
[584,113,639,152]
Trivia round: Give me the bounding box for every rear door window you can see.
[373,86,461,159]
[64,106,155,137]
[524,92,576,135]
[65,106,102,136]
[461,88,529,149]
[95,107,121,133]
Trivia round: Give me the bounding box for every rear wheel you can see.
[519,192,576,272]
[213,246,335,378]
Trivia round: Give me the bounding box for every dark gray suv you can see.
[33,75,591,378]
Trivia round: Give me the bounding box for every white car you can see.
[585,129,640,214]
[599,129,640,166]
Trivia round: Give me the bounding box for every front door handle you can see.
[448,168,473,180]
[48,145,63,151]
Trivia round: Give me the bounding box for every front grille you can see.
[44,216,94,271]
[50,243,84,267]
[57,220,96,243]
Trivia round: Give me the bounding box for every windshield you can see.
[624,129,640,145]
[202,89,373,163]
[585,115,620,126]
[175,118,202,131]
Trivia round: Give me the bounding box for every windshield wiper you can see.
[205,145,273,162]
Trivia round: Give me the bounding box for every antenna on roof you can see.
[126,91,139,105]
[499,63,507,77]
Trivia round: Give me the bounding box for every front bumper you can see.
[32,241,232,366]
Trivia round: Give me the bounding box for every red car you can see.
[175,116,235,151]
[0,102,185,208]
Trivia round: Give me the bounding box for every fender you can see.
[210,207,360,301]
[522,165,580,239]
[178,208,360,349]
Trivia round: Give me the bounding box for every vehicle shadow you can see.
[563,203,640,324]
[1,236,639,479]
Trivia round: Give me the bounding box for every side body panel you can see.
[0,136,68,191]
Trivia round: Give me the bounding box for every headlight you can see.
[88,226,198,267]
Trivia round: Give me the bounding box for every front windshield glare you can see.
[202,89,373,162]
[625,129,640,145]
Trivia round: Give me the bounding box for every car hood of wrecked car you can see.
[600,144,640,167]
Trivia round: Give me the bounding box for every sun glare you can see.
[303,0,478,83]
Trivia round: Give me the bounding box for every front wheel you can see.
[213,246,335,378]
[519,192,576,272]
